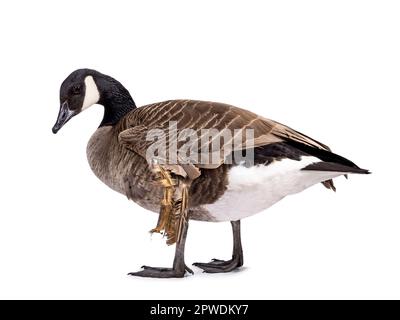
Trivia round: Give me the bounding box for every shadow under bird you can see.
[52,69,369,278]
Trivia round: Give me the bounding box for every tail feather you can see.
[284,139,362,169]
[303,162,369,193]
[322,179,337,192]
[302,161,370,174]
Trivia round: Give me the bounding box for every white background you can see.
[0,0,399,299]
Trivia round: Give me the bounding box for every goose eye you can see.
[71,85,81,95]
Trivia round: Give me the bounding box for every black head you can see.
[52,69,135,134]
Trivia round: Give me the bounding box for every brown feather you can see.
[148,164,191,245]
[118,100,333,178]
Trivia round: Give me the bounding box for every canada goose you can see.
[52,69,369,278]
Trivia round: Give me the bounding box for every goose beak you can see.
[52,101,77,134]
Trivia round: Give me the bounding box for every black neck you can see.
[100,99,136,127]
[94,73,136,127]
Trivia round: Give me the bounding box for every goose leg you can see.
[128,220,193,278]
[193,220,243,273]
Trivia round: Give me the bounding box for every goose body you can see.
[86,99,358,222]
[53,69,369,277]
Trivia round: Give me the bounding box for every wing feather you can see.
[118,100,332,179]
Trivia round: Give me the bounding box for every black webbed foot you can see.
[193,255,243,273]
[193,220,244,273]
[128,265,193,278]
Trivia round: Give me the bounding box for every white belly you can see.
[203,156,343,222]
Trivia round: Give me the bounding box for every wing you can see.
[118,99,333,179]
[118,123,202,179]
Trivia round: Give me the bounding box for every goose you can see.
[52,69,369,278]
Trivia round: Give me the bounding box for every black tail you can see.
[302,161,370,174]
[284,139,370,173]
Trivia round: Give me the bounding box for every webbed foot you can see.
[193,255,243,273]
[128,265,193,278]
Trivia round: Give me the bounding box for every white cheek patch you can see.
[82,75,100,110]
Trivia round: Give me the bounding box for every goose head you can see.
[52,69,135,134]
